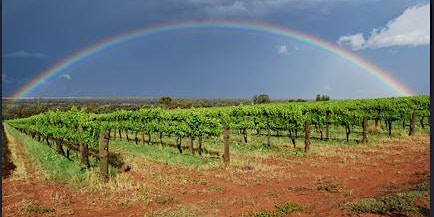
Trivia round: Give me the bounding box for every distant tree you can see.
[316,94,330,101]
[169,101,179,109]
[252,95,258,104]
[253,94,271,104]
[159,96,172,106]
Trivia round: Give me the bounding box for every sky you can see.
[2,0,430,99]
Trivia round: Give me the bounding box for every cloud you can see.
[338,4,429,50]
[204,1,248,16]
[171,0,360,17]
[337,33,366,50]
[3,50,49,58]
[276,45,289,54]
[61,74,72,80]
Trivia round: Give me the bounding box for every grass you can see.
[145,205,200,217]
[249,201,305,217]
[116,120,429,161]
[5,124,128,192]
[344,182,430,215]
[110,139,221,169]
[155,195,179,205]
[210,184,225,193]
[5,124,88,185]
[19,199,55,214]
[25,204,54,214]
[111,124,429,173]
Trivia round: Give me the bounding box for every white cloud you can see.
[3,50,49,58]
[337,33,366,50]
[276,45,289,54]
[175,0,362,17]
[204,1,248,16]
[61,74,72,80]
[338,4,430,50]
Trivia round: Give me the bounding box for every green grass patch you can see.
[113,125,429,162]
[110,140,220,169]
[5,125,90,185]
[250,202,305,217]
[344,182,430,215]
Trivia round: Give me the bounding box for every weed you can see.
[343,184,429,215]
[250,202,305,217]
[193,179,208,185]
[145,205,200,217]
[317,181,340,193]
[344,189,354,197]
[23,202,54,214]
[210,184,225,193]
[155,195,178,205]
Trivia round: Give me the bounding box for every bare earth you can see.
[2,127,429,217]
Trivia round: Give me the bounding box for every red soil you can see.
[2,128,429,217]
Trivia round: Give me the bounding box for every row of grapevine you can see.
[6,107,114,181]
[99,95,429,149]
[6,96,430,180]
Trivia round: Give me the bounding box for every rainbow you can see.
[13,20,414,98]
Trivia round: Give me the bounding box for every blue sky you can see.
[2,0,430,99]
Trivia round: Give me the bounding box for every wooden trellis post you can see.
[304,121,311,153]
[223,125,230,165]
[409,112,417,136]
[362,117,368,144]
[99,131,110,182]
[79,126,90,168]
[189,136,195,154]
[325,112,330,141]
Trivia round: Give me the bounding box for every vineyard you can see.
[5,96,430,182]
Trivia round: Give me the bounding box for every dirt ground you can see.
[2,127,429,217]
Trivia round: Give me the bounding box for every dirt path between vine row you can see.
[107,135,429,217]
[2,126,430,216]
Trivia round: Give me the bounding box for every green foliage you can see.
[6,96,430,160]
